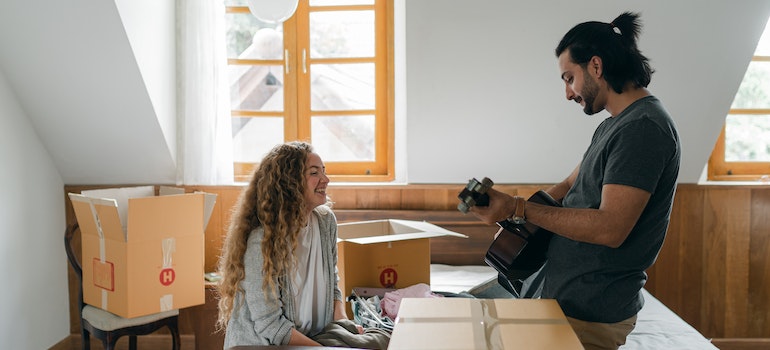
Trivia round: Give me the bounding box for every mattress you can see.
[428,264,717,350]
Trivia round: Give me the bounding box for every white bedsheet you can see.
[429,264,717,350]
[623,289,717,349]
[430,263,499,294]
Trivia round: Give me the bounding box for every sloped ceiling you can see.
[0,0,175,185]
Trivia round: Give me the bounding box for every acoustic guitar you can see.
[483,190,561,296]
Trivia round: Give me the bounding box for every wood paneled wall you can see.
[63,183,770,340]
[646,184,770,339]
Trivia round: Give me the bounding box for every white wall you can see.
[0,70,68,349]
[405,0,770,184]
[0,0,177,185]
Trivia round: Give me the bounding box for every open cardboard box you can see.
[336,219,467,316]
[69,186,216,318]
[389,298,583,350]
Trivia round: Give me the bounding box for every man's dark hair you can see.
[555,12,654,93]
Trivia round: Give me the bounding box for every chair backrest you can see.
[64,224,85,312]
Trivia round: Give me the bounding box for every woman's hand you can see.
[288,328,322,346]
[333,300,364,334]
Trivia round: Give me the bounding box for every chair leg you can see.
[169,320,181,350]
[102,337,115,350]
[128,335,137,350]
[81,328,90,350]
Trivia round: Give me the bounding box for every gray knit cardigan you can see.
[223,206,343,348]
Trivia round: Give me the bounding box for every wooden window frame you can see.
[707,55,770,181]
[227,1,394,183]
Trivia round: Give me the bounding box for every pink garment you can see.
[380,283,442,320]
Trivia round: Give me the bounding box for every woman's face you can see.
[303,152,329,212]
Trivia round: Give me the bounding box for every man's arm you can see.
[471,163,580,224]
[527,183,650,248]
[471,162,650,248]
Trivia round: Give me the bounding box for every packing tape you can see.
[472,299,490,350]
[87,198,109,310]
[479,300,502,350]
[160,239,176,312]
[160,294,174,311]
[162,238,176,268]
[86,199,106,262]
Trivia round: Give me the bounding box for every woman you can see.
[216,141,351,347]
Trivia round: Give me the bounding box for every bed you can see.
[428,264,718,350]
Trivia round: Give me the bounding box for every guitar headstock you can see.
[457,177,494,213]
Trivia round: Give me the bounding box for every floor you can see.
[62,334,196,350]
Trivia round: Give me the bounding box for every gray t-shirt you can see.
[542,96,681,323]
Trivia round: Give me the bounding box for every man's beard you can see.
[581,73,601,115]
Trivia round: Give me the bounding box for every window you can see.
[708,17,770,181]
[225,0,394,182]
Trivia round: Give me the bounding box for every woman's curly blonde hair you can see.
[216,141,313,332]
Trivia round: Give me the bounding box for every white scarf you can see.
[292,214,328,335]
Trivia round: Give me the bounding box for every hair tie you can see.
[610,22,622,35]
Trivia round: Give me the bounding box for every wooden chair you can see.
[65,223,181,350]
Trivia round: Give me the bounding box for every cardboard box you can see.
[69,186,216,318]
[389,298,583,350]
[336,219,466,311]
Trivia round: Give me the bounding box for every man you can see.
[471,12,681,350]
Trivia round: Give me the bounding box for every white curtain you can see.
[176,0,233,185]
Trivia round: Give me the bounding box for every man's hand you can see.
[469,188,518,225]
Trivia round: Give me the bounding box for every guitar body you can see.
[484,190,561,296]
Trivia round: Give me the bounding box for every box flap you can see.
[397,298,567,322]
[159,186,185,195]
[389,322,482,350]
[158,186,218,228]
[390,219,467,238]
[68,193,126,242]
[397,298,475,319]
[196,192,218,229]
[337,219,467,244]
[493,299,566,320]
[81,186,155,231]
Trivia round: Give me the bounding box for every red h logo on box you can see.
[159,268,176,286]
[380,268,398,288]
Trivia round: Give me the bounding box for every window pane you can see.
[229,65,284,111]
[311,63,374,110]
[730,61,770,109]
[226,14,283,59]
[232,117,284,162]
[310,0,374,6]
[725,114,770,161]
[310,11,374,58]
[312,115,375,161]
